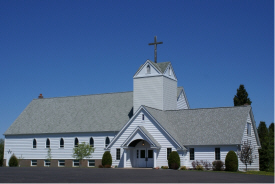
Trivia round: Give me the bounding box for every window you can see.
[167,148,172,160]
[44,160,50,166]
[142,114,145,121]
[60,138,64,148]
[31,160,37,166]
[58,160,65,167]
[90,137,94,147]
[190,148,194,160]
[105,137,110,147]
[46,138,50,148]
[33,139,37,148]
[73,160,79,167]
[215,148,220,160]
[169,67,171,76]
[148,150,153,158]
[74,138,79,147]
[247,123,251,136]
[88,160,95,167]
[147,65,151,74]
[116,148,121,160]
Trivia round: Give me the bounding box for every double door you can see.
[137,148,153,168]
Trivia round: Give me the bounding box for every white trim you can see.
[58,160,65,167]
[31,160,37,166]
[88,160,95,167]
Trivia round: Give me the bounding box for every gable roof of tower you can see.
[134,60,171,76]
[144,105,253,146]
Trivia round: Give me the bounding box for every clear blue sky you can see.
[0,0,273,139]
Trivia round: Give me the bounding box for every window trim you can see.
[58,160,65,167]
[90,137,94,147]
[31,160,37,166]
[247,122,251,136]
[147,65,151,74]
[60,138,64,148]
[215,148,220,160]
[44,160,51,167]
[116,148,121,160]
[167,148,172,160]
[73,160,80,167]
[88,160,95,167]
[142,114,145,121]
[33,139,37,149]
[190,148,195,160]
[46,138,50,148]
[74,137,79,147]
[105,137,110,148]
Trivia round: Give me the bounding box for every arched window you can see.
[169,67,171,76]
[46,138,50,148]
[33,139,37,148]
[105,137,110,148]
[90,137,94,147]
[147,65,150,74]
[74,138,79,147]
[60,138,64,148]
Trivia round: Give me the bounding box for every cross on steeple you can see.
[148,36,163,63]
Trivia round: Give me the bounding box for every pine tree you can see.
[268,123,274,172]
[233,84,252,106]
[258,121,269,171]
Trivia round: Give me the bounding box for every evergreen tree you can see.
[258,121,269,171]
[268,123,274,172]
[0,139,4,166]
[233,84,252,106]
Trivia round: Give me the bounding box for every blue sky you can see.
[0,0,273,139]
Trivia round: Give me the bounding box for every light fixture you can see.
[142,140,145,146]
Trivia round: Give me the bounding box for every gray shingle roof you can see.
[144,105,251,146]
[4,92,134,135]
[150,61,171,74]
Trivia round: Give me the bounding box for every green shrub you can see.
[98,164,103,168]
[102,151,112,166]
[168,151,180,169]
[161,166,169,169]
[8,154,18,167]
[212,161,224,171]
[104,164,111,168]
[196,165,204,170]
[180,166,187,170]
[225,151,238,172]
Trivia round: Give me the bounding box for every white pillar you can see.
[153,149,157,168]
[123,149,127,168]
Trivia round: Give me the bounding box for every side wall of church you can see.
[163,77,177,110]
[110,109,180,168]
[4,132,116,167]
[177,91,189,109]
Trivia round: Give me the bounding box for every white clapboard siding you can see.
[133,76,163,113]
[4,132,115,166]
[163,65,177,81]
[163,77,177,110]
[134,62,161,78]
[238,113,260,171]
[177,92,189,110]
[183,145,238,168]
[110,110,179,168]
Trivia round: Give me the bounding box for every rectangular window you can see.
[247,123,251,136]
[142,114,145,121]
[88,160,95,167]
[73,160,79,167]
[148,150,153,158]
[215,148,220,160]
[116,148,121,160]
[190,148,194,160]
[31,160,37,166]
[58,160,65,167]
[44,160,50,166]
[167,148,172,160]
[140,150,145,158]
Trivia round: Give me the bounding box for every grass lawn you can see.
[180,169,274,176]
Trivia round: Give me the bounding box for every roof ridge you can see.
[164,105,251,112]
[33,91,133,100]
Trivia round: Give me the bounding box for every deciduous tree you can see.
[72,142,94,167]
[238,141,253,171]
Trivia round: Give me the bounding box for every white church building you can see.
[4,60,260,170]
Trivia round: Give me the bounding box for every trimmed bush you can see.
[102,151,112,166]
[161,166,169,169]
[196,165,204,170]
[225,151,238,171]
[104,165,111,168]
[212,161,224,171]
[168,151,180,169]
[180,166,187,170]
[8,154,18,167]
[98,164,104,168]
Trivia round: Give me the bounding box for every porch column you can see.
[153,149,157,168]
[123,149,127,168]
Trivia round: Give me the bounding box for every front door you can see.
[137,149,154,168]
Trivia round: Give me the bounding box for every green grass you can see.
[238,171,274,176]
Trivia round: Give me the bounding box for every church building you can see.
[3,59,260,170]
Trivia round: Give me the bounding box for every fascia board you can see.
[142,106,183,149]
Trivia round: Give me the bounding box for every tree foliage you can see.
[168,151,180,169]
[8,154,19,167]
[0,139,4,166]
[238,141,253,171]
[225,151,238,171]
[72,142,94,167]
[233,84,252,106]
[102,151,112,167]
[268,123,274,172]
[258,121,269,171]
